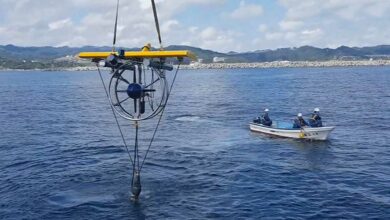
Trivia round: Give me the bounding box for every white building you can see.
[213,57,225,63]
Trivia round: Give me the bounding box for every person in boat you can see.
[293,113,308,128]
[309,107,323,127]
[253,108,272,126]
[261,108,272,126]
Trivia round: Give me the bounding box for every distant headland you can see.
[0,44,389,70]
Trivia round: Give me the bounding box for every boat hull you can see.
[249,123,334,140]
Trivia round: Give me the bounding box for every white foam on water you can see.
[174,116,201,122]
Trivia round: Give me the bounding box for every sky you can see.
[0,0,389,52]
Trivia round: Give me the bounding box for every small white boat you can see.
[249,121,335,140]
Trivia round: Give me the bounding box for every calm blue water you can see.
[0,67,389,219]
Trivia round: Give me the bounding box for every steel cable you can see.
[139,63,181,171]
[97,64,134,167]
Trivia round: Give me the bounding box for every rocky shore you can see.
[183,60,390,69]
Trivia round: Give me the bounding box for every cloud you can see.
[279,20,303,31]
[230,1,263,20]
[184,26,243,52]
[48,18,73,30]
[0,0,233,48]
[270,0,390,48]
[265,32,283,41]
[278,0,390,21]
[258,24,268,32]
[284,32,297,41]
[188,26,199,34]
[0,0,388,52]
[301,28,323,38]
[161,20,179,33]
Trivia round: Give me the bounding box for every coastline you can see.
[182,60,390,69]
[1,60,390,71]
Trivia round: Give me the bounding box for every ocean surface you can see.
[0,66,389,219]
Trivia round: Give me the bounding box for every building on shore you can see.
[213,57,226,63]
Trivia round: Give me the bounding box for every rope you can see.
[96,64,134,166]
[139,62,181,171]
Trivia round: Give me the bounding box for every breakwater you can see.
[183,60,390,69]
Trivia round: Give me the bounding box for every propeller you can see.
[106,0,170,121]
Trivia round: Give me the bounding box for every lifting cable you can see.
[97,64,134,167]
[97,0,181,175]
[139,62,182,172]
[132,121,140,185]
[151,0,163,49]
[112,0,120,52]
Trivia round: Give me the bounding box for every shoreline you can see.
[182,60,390,69]
[1,60,390,71]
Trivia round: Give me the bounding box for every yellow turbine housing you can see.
[78,44,196,61]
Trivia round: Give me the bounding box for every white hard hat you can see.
[298,113,302,117]
[264,108,269,112]
[314,107,320,112]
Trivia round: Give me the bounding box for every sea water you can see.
[0,67,389,219]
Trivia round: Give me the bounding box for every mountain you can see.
[165,45,225,62]
[0,45,127,60]
[223,45,390,62]
[165,45,390,63]
[0,44,390,69]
